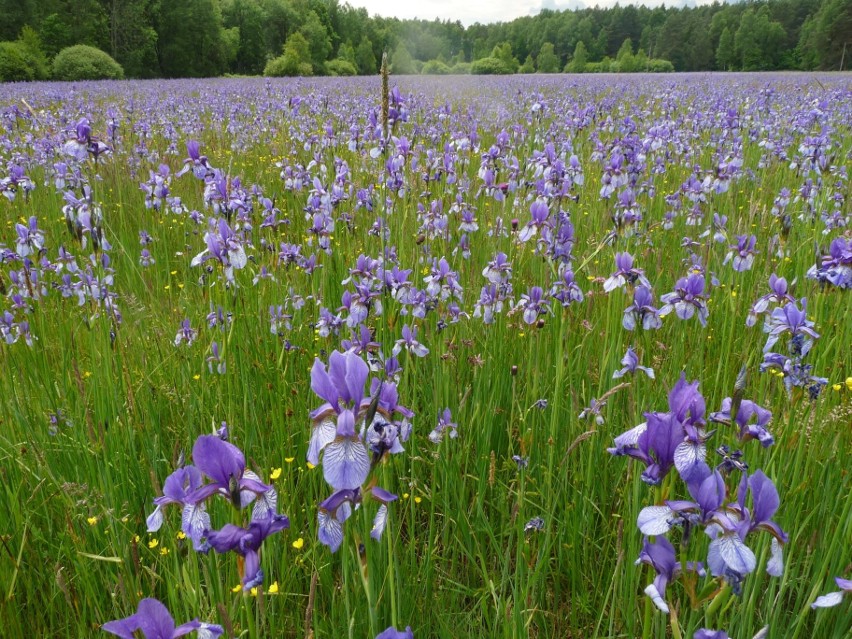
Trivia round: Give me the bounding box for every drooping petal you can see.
[182,503,211,545]
[708,534,756,577]
[674,440,707,483]
[308,415,337,465]
[370,505,389,541]
[146,505,164,533]
[643,583,669,614]
[811,591,844,609]
[323,438,370,490]
[637,505,675,536]
[766,538,783,577]
[251,486,278,522]
[318,509,345,552]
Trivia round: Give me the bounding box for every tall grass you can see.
[0,74,850,638]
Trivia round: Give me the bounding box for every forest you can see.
[0,0,849,79]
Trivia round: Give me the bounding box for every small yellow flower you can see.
[121,516,128,523]
[170,270,177,276]
[270,467,282,480]
[164,285,170,290]
[306,462,316,470]
[267,581,279,594]
[193,374,201,381]
[87,516,98,526]
[414,497,422,504]
[160,547,169,556]
[292,537,304,550]
[176,531,186,540]
[846,377,852,391]
[284,457,295,464]
[148,538,159,549]
[231,584,242,593]
[403,493,410,500]
[250,587,258,597]
[83,371,92,378]
[833,383,842,391]
[134,535,141,543]
[731,290,737,298]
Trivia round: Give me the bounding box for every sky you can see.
[349,0,726,27]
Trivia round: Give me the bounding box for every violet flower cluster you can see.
[609,374,787,616]
[146,432,288,589]
[309,350,413,552]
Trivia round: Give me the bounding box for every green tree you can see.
[519,54,534,73]
[391,42,416,74]
[299,10,332,73]
[536,42,559,73]
[16,25,49,79]
[566,40,588,73]
[716,26,735,70]
[355,38,376,74]
[337,41,356,65]
[798,0,852,70]
[616,37,636,71]
[735,7,786,70]
[156,0,227,77]
[264,31,312,76]
[222,0,267,75]
[491,41,519,73]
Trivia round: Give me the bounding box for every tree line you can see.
[0,0,849,78]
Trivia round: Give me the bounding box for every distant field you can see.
[0,74,850,639]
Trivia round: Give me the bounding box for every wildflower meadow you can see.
[0,72,850,638]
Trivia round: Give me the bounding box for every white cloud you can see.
[350,0,725,26]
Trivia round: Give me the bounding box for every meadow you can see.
[0,73,850,639]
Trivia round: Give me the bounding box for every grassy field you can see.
[0,73,850,638]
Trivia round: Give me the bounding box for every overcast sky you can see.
[350,0,726,27]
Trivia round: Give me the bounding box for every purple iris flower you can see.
[518,200,550,243]
[308,351,371,490]
[760,352,828,397]
[613,347,654,379]
[812,577,852,609]
[609,374,708,485]
[603,252,650,293]
[706,471,787,588]
[622,285,661,330]
[317,486,397,552]
[693,631,729,639]
[102,597,223,639]
[762,298,819,353]
[659,273,709,326]
[807,237,852,288]
[724,234,758,272]
[746,274,795,327]
[146,465,210,551]
[517,286,550,325]
[375,626,414,639]
[549,269,584,307]
[429,408,458,443]
[15,216,44,258]
[187,435,275,519]
[206,514,290,588]
[710,398,773,447]
[639,467,725,536]
[177,141,214,180]
[174,319,197,347]
[636,536,705,614]
[392,324,429,358]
